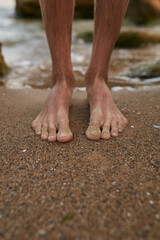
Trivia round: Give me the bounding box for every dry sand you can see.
[0,87,160,240]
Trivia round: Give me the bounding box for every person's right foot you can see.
[32,78,74,143]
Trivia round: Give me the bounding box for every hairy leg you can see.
[32,0,75,143]
[85,0,129,140]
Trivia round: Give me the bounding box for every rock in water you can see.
[75,0,93,19]
[76,30,160,48]
[15,0,94,18]
[0,43,10,77]
[76,31,93,43]
[14,0,160,22]
[15,0,41,18]
[126,0,160,24]
[115,31,160,48]
[127,60,160,79]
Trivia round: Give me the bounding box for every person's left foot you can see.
[85,78,128,140]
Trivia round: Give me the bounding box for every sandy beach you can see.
[0,86,160,240]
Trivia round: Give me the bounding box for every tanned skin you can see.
[32,0,129,142]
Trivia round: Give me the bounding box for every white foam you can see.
[74,87,86,92]
[143,77,160,83]
[111,86,135,92]
[71,53,85,63]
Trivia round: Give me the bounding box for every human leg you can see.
[85,0,129,140]
[32,0,75,142]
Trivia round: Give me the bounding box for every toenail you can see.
[42,135,47,138]
[59,133,68,137]
[103,133,109,137]
[48,136,56,142]
[102,134,110,139]
[49,135,54,138]
[112,132,118,136]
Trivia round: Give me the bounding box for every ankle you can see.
[53,70,75,89]
[85,70,107,90]
[85,68,108,88]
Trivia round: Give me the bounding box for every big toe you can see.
[57,125,73,143]
[86,125,101,141]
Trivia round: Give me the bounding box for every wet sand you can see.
[0,87,160,240]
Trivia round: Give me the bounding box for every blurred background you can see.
[0,0,160,90]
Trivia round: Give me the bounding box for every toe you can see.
[48,125,56,142]
[32,116,42,135]
[32,120,38,130]
[32,115,41,128]
[125,119,128,127]
[111,121,118,137]
[118,127,123,133]
[101,123,110,140]
[123,117,128,126]
[41,124,48,140]
[31,121,36,129]
[118,117,128,132]
[57,125,73,143]
[33,122,42,135]
[86,125,101,141]
[118,120,125,132]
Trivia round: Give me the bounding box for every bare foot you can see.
[32,80,74,143]
[85,78,128,140]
